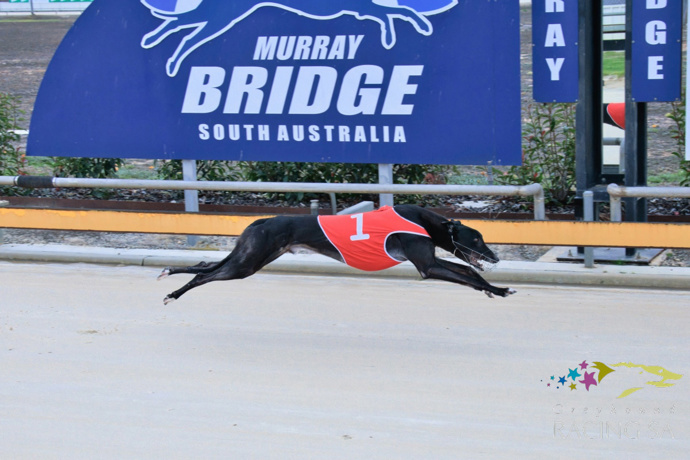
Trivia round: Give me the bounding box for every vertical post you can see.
[329,193,337,215]
[610,194,623,222]
[624,0,648,257]
[0,200,8,245]
[575,0,604,213]
[686,0,690,161]
[583,191,594,268]
[574,0,603,259]
[378,163,394,207]
[182,159,199,247]
[29,0,34,15]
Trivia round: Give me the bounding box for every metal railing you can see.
[0,1,90,14]
[607,183,690,222]
[0,199,7,243]
[1,176,546,220]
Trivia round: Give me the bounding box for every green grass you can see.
[23,157,159,180]
[648,170,686,185]
[446,173,489,186]
[24,156,53,175]
[115,162,158,180]
[603,51,625,78]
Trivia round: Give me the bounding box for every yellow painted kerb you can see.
[0,208,270,237]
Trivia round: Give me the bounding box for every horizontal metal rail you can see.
[603,137,622,146]
[0,4,89,14]
[1,176,546,220]
[607,183,690,222]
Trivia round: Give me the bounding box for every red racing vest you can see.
[317,206,430,271]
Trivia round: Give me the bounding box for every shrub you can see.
[0,92,25,177]
[238,161,431,203]
[667,91,690,186]
[155,159,240,182]
[492,102,577,205]
[51,157,124,179]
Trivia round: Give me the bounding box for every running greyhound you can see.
[159,205,515,304]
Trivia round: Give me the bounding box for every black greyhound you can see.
[158,205,515,304]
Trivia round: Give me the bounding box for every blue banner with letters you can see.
[632,0,682,102]
[532,0,579,103]
[27,0,521,165]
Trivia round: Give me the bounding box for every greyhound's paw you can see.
[163,295,175,305]
[500,288,517,297]
[157,268,171,281]
[487,287,516,298]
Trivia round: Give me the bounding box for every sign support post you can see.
[686,1,690,161]
[378,164,394,207]
[182,159,199,246]
[623,0,683,254]
[575,0,604,221]
[623,0,647,257]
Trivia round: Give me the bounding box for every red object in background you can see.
[604,103,625,129]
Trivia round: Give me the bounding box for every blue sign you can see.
[532,0,579,102]
[632,0,683,102]
[28,0,522,165]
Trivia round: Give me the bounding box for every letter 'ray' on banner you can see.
[532,0,579,103]
[28,0,522,165]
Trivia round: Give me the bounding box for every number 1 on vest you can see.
[350,213,370,241]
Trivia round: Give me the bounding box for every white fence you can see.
[0,0,90,14]
[0,175,547,220]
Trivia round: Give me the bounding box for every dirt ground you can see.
[0,16,71,126]
[0,10,688,266]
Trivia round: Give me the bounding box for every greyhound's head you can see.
[444,220,498,271]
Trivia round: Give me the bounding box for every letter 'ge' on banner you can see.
[631,0,683,102]
[532,0,579,103]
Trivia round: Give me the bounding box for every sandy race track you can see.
[1,262,687,459]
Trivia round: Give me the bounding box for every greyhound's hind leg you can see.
[157,261,218,281]
[162,249,283,305]
[161,221,289,303]
[163,263,249,305]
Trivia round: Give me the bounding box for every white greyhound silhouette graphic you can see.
[141,0,458,77]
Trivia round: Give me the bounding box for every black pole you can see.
[575,0,604,207]
[623,0,648,257]
[575,0,603,255]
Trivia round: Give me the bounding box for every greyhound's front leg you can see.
[141,18,183,48]
[418,259,515,298]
